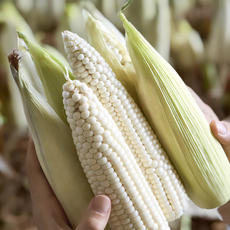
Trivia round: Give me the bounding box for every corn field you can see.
[0,0,230,230]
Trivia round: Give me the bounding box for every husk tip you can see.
[119,11,133,33]
[82,8,92,21]
[119,11,125,22]
[82,9,99,30]
[17,31,28,44]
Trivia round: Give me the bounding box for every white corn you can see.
[62,30,189,221]
[63,74,170,230]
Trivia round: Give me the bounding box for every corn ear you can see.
[9,51,94,229]
[119,12,230,209]
[62,73,171,230]
[14,32,110,229]
[62,30,189,227]
[82,10,140,108]
[92,0,125,36]
[17,31,74,123]
[80,1,126,46]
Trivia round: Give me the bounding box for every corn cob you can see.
[8,50,94,228]
[63,73,171,230]
[119,11,230,209]
[62,30,189,224]
[82,7,230,209]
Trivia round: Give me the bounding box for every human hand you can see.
[189,88,230,226]
[27,88,230,229]
[26,138,111,230]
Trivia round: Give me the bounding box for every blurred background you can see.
[0,0,230,229]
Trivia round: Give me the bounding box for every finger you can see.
[76,195,111,230]
[26,138,70,229]
[210,120,230,161]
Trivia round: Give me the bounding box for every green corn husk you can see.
[80,1,126,45]
[119,11,230,209]
[9,50,94,229]
[83,10,140,108]
[18,40,44,95]
[17,32,74,123]
[93,0,126,35]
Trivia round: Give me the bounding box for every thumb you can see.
[210,120,230,161]
[76,195,111,230]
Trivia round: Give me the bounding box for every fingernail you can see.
[92,195,110,214]
[217,122,227,135]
